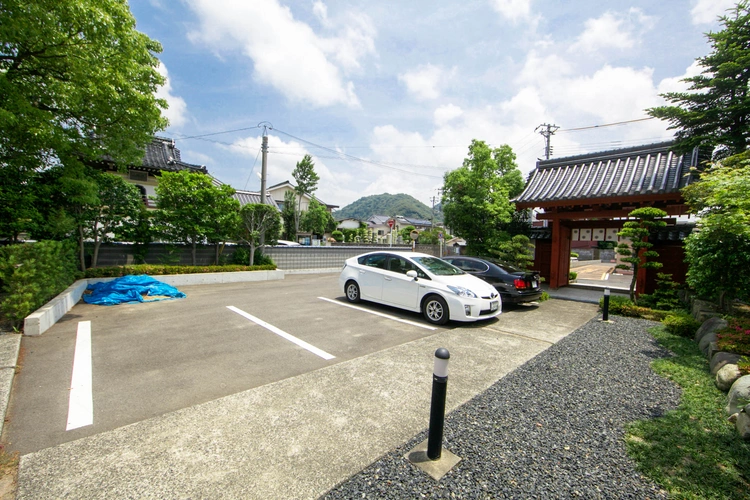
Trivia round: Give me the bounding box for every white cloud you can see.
[691,0,736,25]
[489,0,532,23]
[226,134,359,205]
[570,8,655,54]
[399,64,451,100]
[434,104,463,126]
[657,60,703,94]
[186,0,376,108]
[155,63,188,128]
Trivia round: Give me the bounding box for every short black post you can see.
[602,287,610,322]
[427,348,450,460]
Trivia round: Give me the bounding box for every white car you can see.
[339,251,501,325]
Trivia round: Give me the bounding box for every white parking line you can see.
[317,297,437,331]
[67,321,93,431]
[227,306,335,360]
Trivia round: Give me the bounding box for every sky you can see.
[129,0,736,211]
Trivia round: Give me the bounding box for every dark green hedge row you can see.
[84,263,277,278]
[0,241,81,328]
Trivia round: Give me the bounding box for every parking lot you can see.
[9,272,599,499]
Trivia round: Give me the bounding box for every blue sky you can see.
[130,0,734,209]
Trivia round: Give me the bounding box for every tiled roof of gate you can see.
[514,141,700,206]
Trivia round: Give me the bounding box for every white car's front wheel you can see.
[422,295,449,325]
[345,281,361,303]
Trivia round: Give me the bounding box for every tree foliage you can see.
[154,171,239,265]
[84,171,143,267]
[0,0,167,170]
[441,140,522,255]
[292,155,319,231]
[281,190,297,241]
[300,199,334,237]
[615,207,668,302]
[682,152,750,305]
[236,204,281,265]
[647,2,750,160]
[490,234,535,270]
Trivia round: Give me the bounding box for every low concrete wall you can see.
[23,270,285,336]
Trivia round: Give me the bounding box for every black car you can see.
[441,256,542,304]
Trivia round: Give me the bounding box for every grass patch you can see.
[625,326,750,499]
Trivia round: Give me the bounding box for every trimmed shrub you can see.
[599,295,670,321]
[0,241,81,328]
[662,312,701,338]
[569,271,578,281]
[84,263,276,278]
[331,230,344,242]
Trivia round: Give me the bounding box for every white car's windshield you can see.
[412,257,465,275]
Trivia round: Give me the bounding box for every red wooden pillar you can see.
[549,218,572,289]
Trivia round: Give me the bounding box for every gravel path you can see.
[323,317,681,499]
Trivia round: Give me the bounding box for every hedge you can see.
[0,241,81,328]
[84,263,277,278]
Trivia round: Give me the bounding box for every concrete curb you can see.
[0,333,21,441]
[23,270,286,337]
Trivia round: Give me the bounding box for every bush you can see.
[0,241,81,328]
[228,247,275,267]
[599,295,670,321]
[569,271,578,280]
[84,263,276,278]
[331,230,344,242]
[716,317,750,355]
[662,312,701,338]
[539,291,550,302]
[570,252,579,258]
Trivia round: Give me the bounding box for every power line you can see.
[558,117,655,133]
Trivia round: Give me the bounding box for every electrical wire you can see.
[557,117,655,133]
[242,147,263,190]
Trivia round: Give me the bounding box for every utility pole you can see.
[535,123,559,160]
[260,133,269,204]
[430,188,443,229]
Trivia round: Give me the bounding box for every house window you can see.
[129,170,148,182]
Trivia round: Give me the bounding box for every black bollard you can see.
[603,287,610,321]
[427,348,450,460]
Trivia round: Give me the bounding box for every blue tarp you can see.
[83,275,186,306]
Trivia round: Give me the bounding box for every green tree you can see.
[615,207,668,302]
[0,0,167,195]
[236,204,281,265]
[154,171,238,265]
[34,163,100,270]
[491,234,535,269]
[282,190,297,241]
[442,140,522,255]
[292,155,320,232]
[682,152,750,306]
[205,185,241,265]
[398,225,416,243]
[300,199,330,237]
[85,172,143,267]
[647,2,750,160]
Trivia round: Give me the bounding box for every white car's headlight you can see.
[447,285,477,298]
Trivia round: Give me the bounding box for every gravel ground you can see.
[323,317,682,499]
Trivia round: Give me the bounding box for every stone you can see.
[716,364,742,391]
[694,317,727,343]
[710,352,743,375]
[692,299,718,320]
[736,404,750,440]
[698,330,719,357]
[726,375,750,416]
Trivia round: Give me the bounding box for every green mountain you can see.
[334,193,442,223]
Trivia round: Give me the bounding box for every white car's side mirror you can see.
[406,270,418,280]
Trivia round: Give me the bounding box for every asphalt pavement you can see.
[3,271,609,499]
